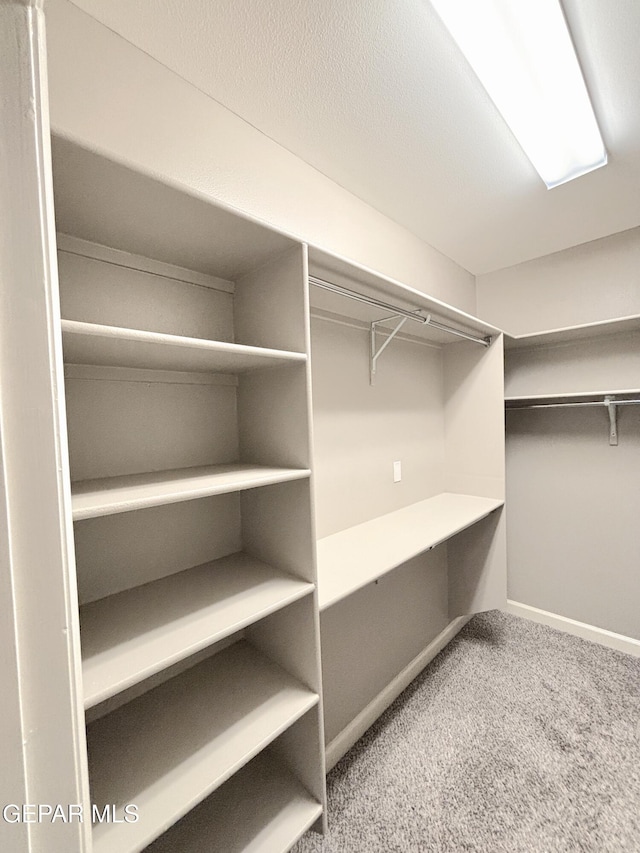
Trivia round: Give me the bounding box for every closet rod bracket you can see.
[604,396,618,446]
[370,314,414,384]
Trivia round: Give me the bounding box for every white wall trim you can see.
[505,600,640,658]
[325,615,470,771]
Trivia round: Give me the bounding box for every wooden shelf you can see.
[145,751,321,853]
[81,552,314,708]
[506,389,640,407]
[88,640,318,853]
[505,315,640,350]
[318,493,504,610]
[61,319,307,374]
[71,464,311,520]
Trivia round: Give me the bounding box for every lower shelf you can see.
[80,552,314,708]
[317,492,504,609]
[88,640,318,853]
[145,751,322,853]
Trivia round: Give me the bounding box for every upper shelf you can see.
[80,552,314,709]
[317,493,504,610]
[61,319,306,374]
[72,464,311,520]
[504,315,640,351]
[88,640,318,853]
[51,135,297,281]
[308,247,500,347]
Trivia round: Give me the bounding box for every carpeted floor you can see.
[293,610,640,853]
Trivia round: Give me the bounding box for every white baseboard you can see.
[505,600,640,658]
[325,615,471,771]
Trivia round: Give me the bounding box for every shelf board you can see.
[145,751,321,853]
[81,552,314,709]
[317,493,504,610]
[506,389,640,407]
[71,464,311,520]
[61,319,307,374]
[308,247,499,346]
[505,315,640,350]
[88,640,318,853]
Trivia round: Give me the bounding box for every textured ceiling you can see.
[64,0,640,274]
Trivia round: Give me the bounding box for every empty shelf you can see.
[318,493,504,609]
[72,464,311,520]
[504,315,640,350]
[61,319,307,373]
[81,553,315,708]
[88,640,318,853]
[506,389,640,406]
[145,752,322,853]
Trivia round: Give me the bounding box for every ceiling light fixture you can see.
[430,0,607,188]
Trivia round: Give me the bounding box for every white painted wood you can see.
[58,247,235,342]
[448,508,507,616]
[325,616,471,771]
[66,375,238,481]
[247,595,322,695]
[309,247,499,339]
[239,365,311,469]
[317,494,504,610]
[505,329,640,399]
[74,493,241,603]
[51,134,298,280]
[444,336,506,500]
[62,319,307,372]
[270,707,326,825]
[88,640,319,853]
[235,245,308,352]
[321,550,448,744]
[506,389,640,404]
[0,5,90,851]
[57,232,234,292]
[84,636,241,726]
[65,363,239,386]
[144,750,322,853]
[505,314,640,350]
[71,464,311,520]
[81,552,314,707]
[242,479,316,584]
[505,601,640,659]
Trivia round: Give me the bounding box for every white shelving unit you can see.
[71,464,311,520]
[318,494,504,609]
[145,750,323,853]
[81,553,314,708]
[308,248,507,767]
[505,315,640,399]
[88,641,319,853]
[62,319,308,373]
[46,134,326,852]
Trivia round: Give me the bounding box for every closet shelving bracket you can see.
[370,314,412,385]
[604,396,618,446]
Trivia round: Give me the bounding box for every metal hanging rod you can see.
[309,275,492,348]
[506,399,640,410]
[506,395,640,446]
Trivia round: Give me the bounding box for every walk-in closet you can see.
[2,1,639,852]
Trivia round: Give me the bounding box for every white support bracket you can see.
[370,314,417,384]
[604,395,618,446]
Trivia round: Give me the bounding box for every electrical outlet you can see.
[393,460,402,483]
